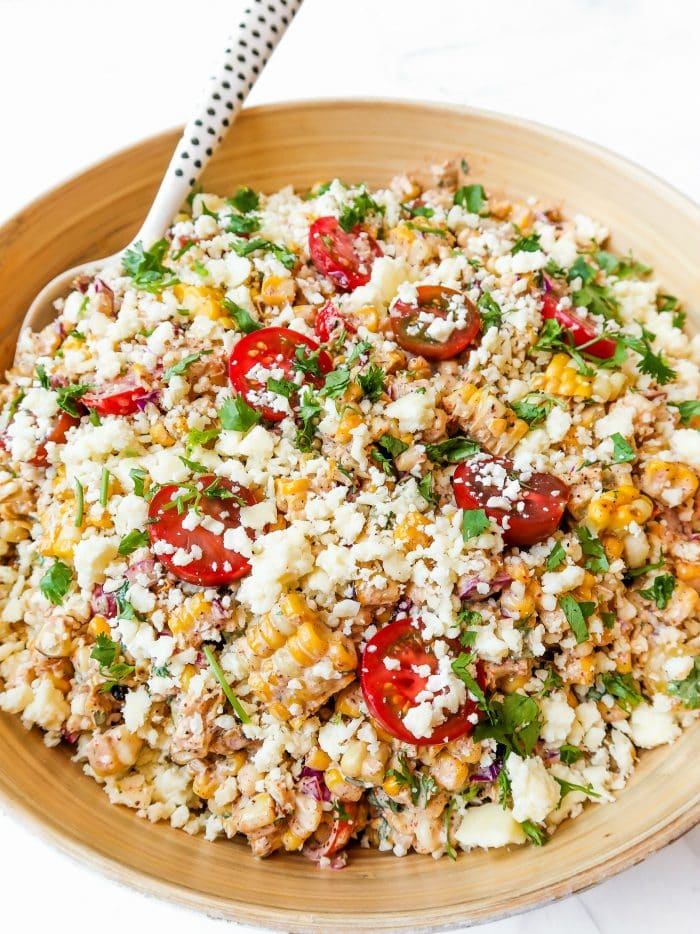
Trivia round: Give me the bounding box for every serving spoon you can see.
[19,0,303,341]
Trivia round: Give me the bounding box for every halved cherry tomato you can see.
[390,285,480,360]
[541,292,616,360]
[360,618,484,745]
[453,455,570,547]
[82,378,151,417]
[30,411,80,467]
[314,300,357,344]
[228,327,333,422]
[148,475,260,586]
[317,802,359,857]
[308,216,382,291]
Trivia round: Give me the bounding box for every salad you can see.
[0,160,698,865]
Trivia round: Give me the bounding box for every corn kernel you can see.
[173,283,224,320]
[170,593,212,635]
[260,275,296,307]
[394,511,431,550]
[586,486,653,534]
[276,478,310,497]
[533,354,593,398]
[180,664,197,692]
[324,768,347,795]
[335,685,362,719]
[307,747,331,771]
[88,615,110,638]
[282,829,305,851]
[268,701,292,721]
[149,422,175,447]
[335,408,362,443]
[237,793,276,834]
[328,636,358,673]
[383,774,403,797]
[287,620,329,666]
[642,459,699,505]
[193,772,219,799]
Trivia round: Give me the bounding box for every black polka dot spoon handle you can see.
[135,0,304,249]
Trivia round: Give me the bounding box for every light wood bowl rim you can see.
[1,97,699,931]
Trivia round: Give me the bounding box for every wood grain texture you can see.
[0,100,698,932]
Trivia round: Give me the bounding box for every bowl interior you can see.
[0,100,699,932]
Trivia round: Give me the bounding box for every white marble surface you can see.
[0,0,699,931]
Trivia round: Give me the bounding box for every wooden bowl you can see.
[1,100,699,932]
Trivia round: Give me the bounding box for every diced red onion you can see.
[459,571,512,601]
[470,761,502,783]
[299,767,331,802]
[91,584,117,619]
[125,557,157,585]
[135,390,161,411]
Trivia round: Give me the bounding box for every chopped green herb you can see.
[625,559,664,579]
[225,213,260,235]
[559,744,583,764]
[74,477,84,527]
[418,471,437,505]
[402,202,434,219]
[227,186,259,213]
[425,436,480,465]
[36,365,50,389]
[511,232,541,254]
[568,256,596,284]
[130,468,148,497]
[292,345,324,378]
[192,259,209,279]
[99,467,111,507]
[462,508,490,542]
[231,237,296,270]
[622,329,677,385]
[114,580,138,621]
[185,427,220,456]
[55,383,90,418]
[221,297,262,333]
[122,240,179,293]
[118,529,150,556]
[473,693,542,758]
[559,595,595,643]
[600,672,642,713]
[357,364,386,402]
[320,368,350,398]
[454,184,487,214]
[267,377,298,398]
[346,339,373,366]
[555,777,601,800]
[203,644,250,722]
[39,560,72,605]
[576,526,610,574]
[172,240,195,260]
[476,291,502,330]
[179,456,208,474]
[163,350,212,383]
[338,190,383,232]
[638,574,676,610]
[546,541,567,571]
[90,632,135,692]
[405,222,446,237]
[452,652,488,709]
[611,432,636,464]
[219,395,261,433]
[669,400,700,427]
[521,820,547,846]
[512,393,564,427]
[294,390,322,452]
[668,656,700,709]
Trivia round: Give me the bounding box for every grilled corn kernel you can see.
[277,478,310,497]
[169,593,212,635]
[268,701,292,721]
[586,486,653,534]
[248,671,273,701]
[592,370,627,402]
[328,636,358,673]
[602,534,625,560]
[430,753,469,792]
[88,615,111,638]
[510,205,533,232]
[394,511,431,550]
[340,740,366,779]
[260,275,296,307]
[675,560,700,591]
[335,408,362,443]
[173,283,224,320]
[641,459,699,505]
[287,620,329,666]
[501,672,530,694]
[193,771,219,799]
[357,305,380,332]
[149,422,175,447]
[307,747,332,771]
[443,383,529,455]
[533,354,593,398]
[180,664,197,692]
[324,768,347,795]
[237,793,276,834]
[282,829,305,851]
[383,774,404,797]
[335,685,362,718]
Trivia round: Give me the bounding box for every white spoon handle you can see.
[135,0,303,248]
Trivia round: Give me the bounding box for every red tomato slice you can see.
[390,285,480,360]
[360,619,483,745]
[30,411,80,467]
[318,802,359,857]
[228,327,333,422]
[148,475,260,586]
[541,292,616,360]
[308,216,382,291]
[83,379,151,416]
[314,300,357,343]
[453,455,570,547]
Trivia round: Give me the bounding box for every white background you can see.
[1,0,699,931]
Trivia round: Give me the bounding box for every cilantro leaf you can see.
[292,345,324,377]
[231,237,296,270]
[559,744,583,764]
[668,656,700,709]
[600,672,642,713]
[452,652,488,709]
[512,393,563,427]
[36,365,50,389]
[55,383,90,418]
[473,693,542,757]
[294,390,322,452]
[425,436,480,465]
[179,455,208,474]
[266,377,297,399]
[477,291,502,330]
[224,213,260,235]
[357,364,386,402]
[462,508,490,542]
[454,184,487,214]
[611,432,635,463]
[346,339,372,366]
[122,240,178,293]
[559,595,595,643]
[638,574,676,610]
[521,820,547,846]
[511,232,541,254]
[90,632,119,669]
[669,400,700,427]
[320,368,350,398]
[221,298,262,332]
[338,190,383,232]
[185,427,220,455]
[227,186,259,213]
[418,471,437,505]
[622,329,677,385]
[39,560,72,605]
[576,526,609,574]
[163,350,212,382]
[219,395,261,433]
[118,529,150,556]
[129,467,148,497]
[555,777,601,800]
[546,541,567,571]
[376,433,408,459]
